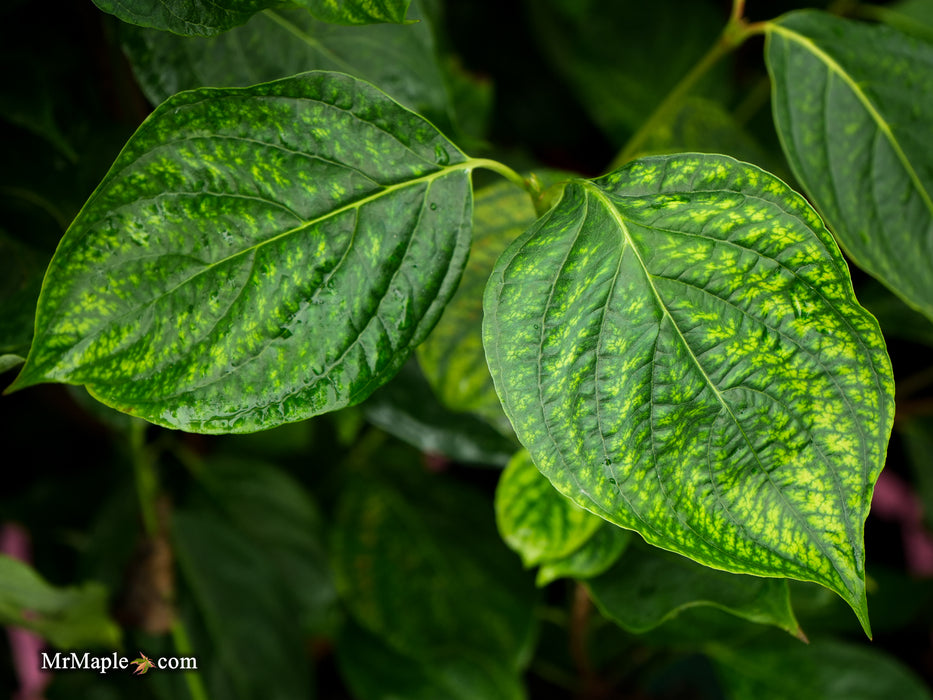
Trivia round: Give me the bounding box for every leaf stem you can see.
[128,422,209,700]
[608,14,767,171]
[469,158,560,217]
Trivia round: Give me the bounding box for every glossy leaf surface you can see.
[93,0,410,36]
[121,4,447,121]
[767,11,933,320]
[535,524,630,587]
[10,72,473,433]
[304,0,411,25]
[709,638,933,700]
[0,555,120,648]
[496,449,603,567]
[587,543,801,637]
[483,153,895,633]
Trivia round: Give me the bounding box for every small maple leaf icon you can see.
[131,652,154,675]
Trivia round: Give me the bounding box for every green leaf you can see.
[332,470,537,671]
[171,509,311,699]
[364,359,517,466]
[708,637,933,700]
[483,153,895,635]
[586,542,802,637]
[535,524,631,587]
[495,449,603,567]
[0,229,46,355]
[418,180,540,435]
[190,457,339,636]
[94,0,411,36]
[121,3,447,120]
[337,621,526,700]
[529,0,728,144]
[766,11,933,321]
[92,0,271,36]
[859,281,933,347]
[303,0,411,25]
[10,71,475,434]
[0,555,121,649]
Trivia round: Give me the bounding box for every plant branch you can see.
[608,14,768,171]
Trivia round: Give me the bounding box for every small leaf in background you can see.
[528,0,729,145]
[418,179,542,436]
[10,71,474,433]
[337,621,526,700]
[364,359,517,466]
[0,555,121,649]
[495,449,602,567]
[708,637,933,700]
[120,2,448,123]
[586,542,802,637]
[766,11,933,322]
[484,153,895,633]
[535,524,631,587]
[171,509,312,700]
[332,470,537,682]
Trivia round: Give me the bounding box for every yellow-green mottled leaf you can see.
[304,0,411,25]
[483,153,895,635]
[587,542,802,637]
[9,71,475,433]
[121,4,446,120]
[93,0,410,36]
[766,11,933,321]
[418,180,540,435]
[535,524,631,587]
[496,449,603,567]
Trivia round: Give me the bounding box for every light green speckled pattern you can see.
[305,0,411,25]
[483,153,894,634]
[767,11,933,321]
[12,72,472,433]
[495,449,603,567]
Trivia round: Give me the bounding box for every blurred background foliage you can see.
[2,0,933,698]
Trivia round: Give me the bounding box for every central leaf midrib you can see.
[768,21,933,220]
[584,182,851,590]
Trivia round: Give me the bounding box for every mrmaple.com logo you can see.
[41,651,197,674]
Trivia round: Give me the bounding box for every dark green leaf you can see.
[92,0,270,36]
[859,281,933,347]
[172,509,311,700]
[766,11,933,321]
[709,637,933,700]
[535,524,631,587]
[495,449,602,567]
[0,555,121,649]
[191,458,338,636]
[337,621,526,700]
[483,153,894,634]
[121,3,447,121]
[0,230,46,356]
[587,543,802,637]
[529,0,728,144]
[332,471,537,671]
[364,359,517,466]
[94,0,411,36]
[418,180,540,435]
[10,71,475,434]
